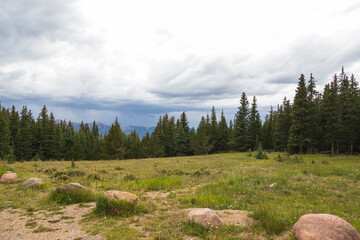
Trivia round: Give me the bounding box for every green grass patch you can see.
[94,196,149,217]
[48,189,95,205]
[25,220,37,228]
[139,176,182,191]
[33,225,56,233]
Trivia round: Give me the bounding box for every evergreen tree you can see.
[262,106,274,150]
[190,116,212,155]
[209,106,218,153]
[288,74,311,154]
[103,117,126,159]
[234,92,250,151]
[216,110,229,152]
[15,106,35,161]
[306,73,321,153]
[320,75,340,154]
[272,98,291,151]
[0,105,10,159]
[247,96,262,150]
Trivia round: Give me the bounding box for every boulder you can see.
[293,214,360,240]
[0,171,18,183]
[104,190,139,204]
[187,208,222,228]
[55,182,87,193]
[21,178,44,188]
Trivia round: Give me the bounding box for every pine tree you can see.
[0,105,10,159]
[306,73,320,153]
[320,75,341,154]
[262,106,274,150]
[288,74,310,154]
[234,92,250,151]
[190,116,212,155]
[247,96,262,150]
[272,98,291,151]
[209,106,218,153]
[103,117,126,159]
[216,110,229,152]
[15,106,35,161]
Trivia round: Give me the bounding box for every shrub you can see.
[94,196,148,217]
[49,189,95,205]
[124,174,136,181]
[254,143,268,159]
[246,149,253,157]
[5,148,16,164]
[88,173,101,181]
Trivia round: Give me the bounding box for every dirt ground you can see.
[0,202,104,240]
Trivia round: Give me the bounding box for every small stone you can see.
[187,208,222,228]
[0,172,18,183]
[21,178,44,188]
[293,214,360,240]
[104,190,139,204]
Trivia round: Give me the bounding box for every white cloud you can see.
[1,0,360,126]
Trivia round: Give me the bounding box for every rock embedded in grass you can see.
[292,214,360,240]
[103,190,139,204]
[21,178,44,188]
[187,208,222,228]
[55,183,87,193]
[0,171,18,183]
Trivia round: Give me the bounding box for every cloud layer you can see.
[1,0,360,126]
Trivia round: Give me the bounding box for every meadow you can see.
[1,152,360,239]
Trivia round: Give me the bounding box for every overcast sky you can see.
[1,0,360,127]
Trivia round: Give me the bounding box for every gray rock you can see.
[21,178,44,188]
[293,214,360,240]
[55,182,87,193]
[187,208,222,228]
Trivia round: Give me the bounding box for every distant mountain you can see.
[56,120,155,139]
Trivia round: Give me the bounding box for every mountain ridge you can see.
[56,120,155,139]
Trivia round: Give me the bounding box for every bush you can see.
[246,149,253,157]
[49,189,95,205]
[254,143,268,159]
[94,196,148,217]
[124,174,136,181]
[5,148,16,164]
[275,153,304,163]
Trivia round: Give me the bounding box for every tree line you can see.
[0,67,359,162]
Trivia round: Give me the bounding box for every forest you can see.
[0,67,359,162]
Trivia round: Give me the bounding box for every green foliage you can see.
[49,189,95,205]
[94,196,148,217]
[71,159,76,168]
[251,205,289,235]
[254,143,268,159]
[123,174,136,181]
[5,147,16,164]
[275,153,304,163]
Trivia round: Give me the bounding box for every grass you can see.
[1,153,360,239]
[94,196,150,217]
[48,189,96,205]
[33,225,57,233]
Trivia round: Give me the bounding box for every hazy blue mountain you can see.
[56,120,155,139]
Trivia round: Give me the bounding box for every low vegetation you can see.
[1,152,360,239]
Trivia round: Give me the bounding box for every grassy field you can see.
[1,152,360,239]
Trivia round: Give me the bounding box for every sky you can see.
[1,0,360,127]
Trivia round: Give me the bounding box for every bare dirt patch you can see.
[0,203,103,240]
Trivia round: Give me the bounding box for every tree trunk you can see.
[331,140,334,155]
